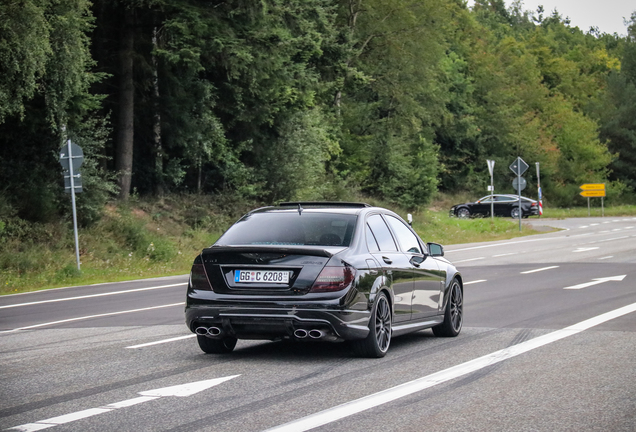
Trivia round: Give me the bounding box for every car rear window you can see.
[216,212,357,247]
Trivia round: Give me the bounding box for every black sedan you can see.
[186,202,463,358]
[450,194,539,218]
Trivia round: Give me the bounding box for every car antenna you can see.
[298,203,303,216]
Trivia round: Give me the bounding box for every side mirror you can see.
[407,213,413,226]
[427,242,444,257]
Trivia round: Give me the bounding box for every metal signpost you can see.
[536,163,543,216]
[60,140,84,270]
[487,159,495,220]
[509,157,529,231]
[580,184,605,217]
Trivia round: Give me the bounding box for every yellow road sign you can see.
[580,183,605,191]
[580,190,606,197]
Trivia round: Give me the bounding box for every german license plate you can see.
[234,270,289,284]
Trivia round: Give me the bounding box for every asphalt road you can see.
[1,217,635,432]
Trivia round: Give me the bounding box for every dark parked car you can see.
[450,194,539,218]
[186,202,463,358]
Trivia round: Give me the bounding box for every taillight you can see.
[190,259,213,291]
[310,265,355,293]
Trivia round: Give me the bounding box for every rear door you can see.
[384,215,444,319]
[472,196,493,216]
[366,214,413,323]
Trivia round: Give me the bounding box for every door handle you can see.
[382,256,392,264]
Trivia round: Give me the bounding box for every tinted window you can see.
[367,215,397,251]
[386,216,421,254]
[366,224,380,252]
[217,212,357,246]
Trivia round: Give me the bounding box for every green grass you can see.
[411,210,539,245]
[542,205,636,218]
[0,195,244,295]
[3,194,635,295]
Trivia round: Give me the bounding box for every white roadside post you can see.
[60,140,84,271]
[487,159,495,220]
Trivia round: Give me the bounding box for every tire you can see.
[457,208,471,218]
[510,207,520,219]
[433,279,463,337]
[352,292,392,358]
[197,335,237,354]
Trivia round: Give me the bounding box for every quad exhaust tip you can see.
[294,329,325,339]
[195,326,222,337]
[294,329,308,339]
[308,329,324,339]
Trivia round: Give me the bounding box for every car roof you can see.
[248,202,376,216]
[479,194,535,200]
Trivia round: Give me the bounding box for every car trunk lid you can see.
[200,246,342,294]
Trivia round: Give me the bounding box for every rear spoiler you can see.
[202,245,335,258]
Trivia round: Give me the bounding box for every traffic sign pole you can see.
[488,160,494,219]
[67,139,81,271]
[536,162,542,216]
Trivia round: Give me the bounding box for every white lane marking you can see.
[579,226,589,229]
[492,253,517,257]
[1,276,188,298]
[446,237,553,253]
[599,256,614,260]
[263,301,636,432]
[590,224,599,226]
[573,247,599,253]
[0,303,184,334]
[8,376,239,431]
[592,236,630,243]
[612,229,622,232]
[564,275,626,290]
[453,257,485,263]
[126,334,196,349]
[0,283,187,310]
[464,280,486,285]
[599,230,610,233]
[521,266,559,274]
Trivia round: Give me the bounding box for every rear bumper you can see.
[185,292,371,341]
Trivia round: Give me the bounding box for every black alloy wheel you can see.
[197,335,238,354]
[457,208,471,218]
[352,292,392,358]
[433,279,463,337]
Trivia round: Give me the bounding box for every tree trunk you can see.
[116,7,135,200]
[152,26,164,197]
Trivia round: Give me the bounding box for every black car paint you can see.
[185,205,462,352]
[450,194,539,218]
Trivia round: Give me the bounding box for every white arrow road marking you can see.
[263,301,636,432]
[573,247,599,253]
[8,375,239,431]
[564,275,627,290]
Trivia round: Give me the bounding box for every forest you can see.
[2,0,636,228]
